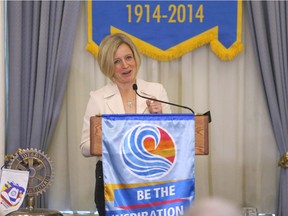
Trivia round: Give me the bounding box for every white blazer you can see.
[80,79,171,157]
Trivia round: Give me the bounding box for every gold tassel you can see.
[278,152,288,168]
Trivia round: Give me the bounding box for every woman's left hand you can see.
[146,97,163,114]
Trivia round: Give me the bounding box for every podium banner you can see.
[102,114,195,216]
[87,0,243,61]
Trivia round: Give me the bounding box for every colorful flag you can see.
[102,114,195,216]
[87,0,243,61]
[0,168,29,215]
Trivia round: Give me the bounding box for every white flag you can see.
[0,168,29,215]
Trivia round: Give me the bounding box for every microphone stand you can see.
[132,83,212,122]
[132,84,195,114]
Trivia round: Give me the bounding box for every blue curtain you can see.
[6,1,80,153]
[6,1,80,208]
[246,1,288,215]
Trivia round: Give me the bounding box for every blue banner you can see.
[87,0,243,61]
[102,114,195,216]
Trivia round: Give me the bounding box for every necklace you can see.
[127,101,133,108]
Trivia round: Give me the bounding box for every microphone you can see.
[132,83,195,114]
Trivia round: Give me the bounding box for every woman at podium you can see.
[80,33,171,216]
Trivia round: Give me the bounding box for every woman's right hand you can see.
[146,97,163,114]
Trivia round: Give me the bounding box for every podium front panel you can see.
[90,115,209,156]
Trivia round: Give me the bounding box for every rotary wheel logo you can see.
[7,148,54,196]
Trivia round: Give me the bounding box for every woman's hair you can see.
[97,33,141,81]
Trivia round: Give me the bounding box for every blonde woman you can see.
[80,33,171,216]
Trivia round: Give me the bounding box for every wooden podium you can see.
[90,114,209,156]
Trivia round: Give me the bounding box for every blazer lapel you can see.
[103,80,151,114]
[104,83,126,114]
[137,95,149,114]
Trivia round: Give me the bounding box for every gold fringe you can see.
[111,26,243,61]
[111,26,218,61]
[210,40,244,61]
